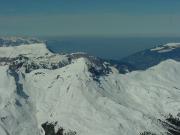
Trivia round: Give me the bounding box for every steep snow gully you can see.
[0,39,180,135]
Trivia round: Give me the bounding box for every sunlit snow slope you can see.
[0,38,180,135]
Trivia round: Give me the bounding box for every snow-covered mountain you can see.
[0,37,43,47]
[0,39,180,135]
[116,43,180,73]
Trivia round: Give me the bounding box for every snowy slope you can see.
[0,43,52,58]
[0,41,180,135]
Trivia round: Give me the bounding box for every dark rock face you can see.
[140,114,180,135]
[41,122,63,135]
[140,132,156,135]
[8,64,29,99]
[0,55,70,73]
[41,122,76,135]
[160,114,180,135]
[67,53,112,81]
[88,64,111,81]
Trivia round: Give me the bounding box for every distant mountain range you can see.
[110,43,180,73]
[0,37,43,47]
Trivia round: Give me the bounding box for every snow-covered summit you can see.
[0,39,180,135]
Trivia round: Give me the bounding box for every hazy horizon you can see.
[0,0,180,37]
[45,36,180,60]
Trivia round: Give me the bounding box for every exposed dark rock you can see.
[67,53,112,81]
[140,131,157,135]
[8,68,29,99]
[34,72,45,75]
[41,122,76,135]
[42,122,63,135]
[15,99,22,107]
[3,55,69,73]
[140,114,180,135]
[160,114,180,135]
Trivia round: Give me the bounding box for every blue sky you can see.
[0,0,180,37]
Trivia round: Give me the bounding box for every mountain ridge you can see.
[0,38,180,135]
[112,42,180,73]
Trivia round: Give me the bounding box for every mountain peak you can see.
[0,40,111,81]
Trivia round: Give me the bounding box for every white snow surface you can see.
[151,43,180,53]
[0,43,180,135]
[0,43,52,58]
